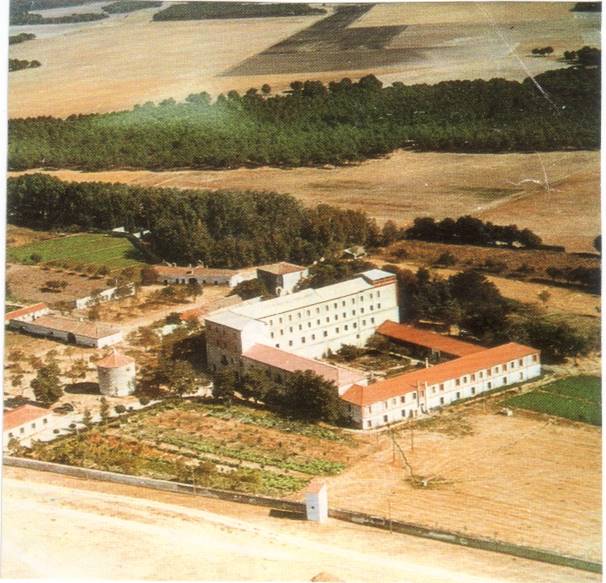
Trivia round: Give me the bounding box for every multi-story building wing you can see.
[341,342,541,429]
[205,268,399,371]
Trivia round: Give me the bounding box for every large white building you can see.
[341,342,541,429]
[205,269,399,375]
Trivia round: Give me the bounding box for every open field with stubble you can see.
[12,149,600,251]
[8,2,599,118]
[326,397,602,563]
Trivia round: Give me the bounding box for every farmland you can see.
[504,375,601,426]
[12,149,600,252]
[7,233,146,270]
[25,400,364,497]
[8,2,599,118]
[325,395,602,562]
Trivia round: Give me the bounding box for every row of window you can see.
[267,291,383,327]
[273,318,376,349]
[7,418,48,438]
[270,313,379,339]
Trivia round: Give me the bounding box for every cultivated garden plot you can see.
[23,400,364,497]
[504,375,601,426]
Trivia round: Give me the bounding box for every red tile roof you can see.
[96,351,134,368]
[257,262,306,276]
[377,321,486,357]
[154,266,237,277]
[3,404,51,432]
[5,303,48,322]
[243,344,365,389]
[341,342,539,406]
[32,315,121,340]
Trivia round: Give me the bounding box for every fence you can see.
[3,456,601,574]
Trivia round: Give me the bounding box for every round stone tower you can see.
[96,350,136,397]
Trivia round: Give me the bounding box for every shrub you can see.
[435,252,457,267]
[115,404,127,414]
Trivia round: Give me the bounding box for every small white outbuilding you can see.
[96,350,136,397]
[305,479,328,523]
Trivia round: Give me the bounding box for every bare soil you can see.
[324,399,602,562]
[11,149,600,252]
[2,466,599,582]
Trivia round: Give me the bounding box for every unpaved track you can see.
[1,467,597,582]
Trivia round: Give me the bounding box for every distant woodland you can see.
[10,0,107,25]
[7,174,379,267]
[152,2,326,21]
[9,33,36,45]
[8,60,599,171]
[102,1,163,14]
[9,59,42,72]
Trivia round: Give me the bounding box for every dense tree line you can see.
[9,59,41,72]
[10,0,107,24]
[572,2,600,12]
[384,265,596,361]
[9,33,36,45]
[8,61,600,171]
[563,46,601,68]
[152,2,325,21]
[546,265,600,293]
[8,174,378,268]
[102,1,162,14]
[405,216,542,248]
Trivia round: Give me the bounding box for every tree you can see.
[261,84,271,95]
[168,360,199,397]
[186,281,202,300]
[99,396,110,422]
[231,278,269,300]
[67,359,88,384]
[538,290,551,304]
[212,367,238,403]
[381,220,400,246]
[88,304,101,321]
[284,370,342,423]
[115,404,127,414]
[31,361,62,405]
[82,408,93,427]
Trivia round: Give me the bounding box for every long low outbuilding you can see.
[3,404,54,447]
[341,342,541,429]
[10,315,122,348]
[154,265,256,287]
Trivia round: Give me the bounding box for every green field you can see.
[8,234,147,270]
[505,375,601,426]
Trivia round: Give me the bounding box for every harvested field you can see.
[6,225,57,248]
[4,466,597,583]
[8,2,599,118]
[6,263,124,306]
[12,150,600,251]
[7,233,146,270]
[326,398,602,562]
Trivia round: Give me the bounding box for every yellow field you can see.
[8,2,600,118]
[11,149,599,252]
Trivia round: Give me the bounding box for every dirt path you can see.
[1,466,598,582]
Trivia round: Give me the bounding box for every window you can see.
[317,319,320,325]
[342,300,346,307]
[361,307,365,314]
[352,298,356,304]
[402,409,406,417]
[275,343,280,348]
[31,423,36,429]
[432,386,436,394]
[270,332,275,339]
[43,418,48,425]
[306,310,310,316]
[269,319,274,326]
[391,398,396,406]
[289,315,292,321]
[342,312,346,319]
[366,406,371,414]
[353,322,357,328]
[289,326,293,333]
[362,320,366,326]
[377,303,381,309]
[518,359,523,366]
[289,340,293,346]
[532,354,538,362]
[326,317,330,323]
[412,392,417,400]
[479,371,483,379]
[371,317,375,324]
[519,372,523,380]
[456,392,460,400]
[279,317,283,324]
[298,312,302,319]
[463,376,467,383]
[455,379,461,386]
[344,325,348,331]
[307,322,312,328]
[335,327,340,333]
[502,377,507,384]
[334,314,339,321]
[301,337,306,344]
[316,307,320,314]
[325,305,329,312]
[312,334,316,341]
[352,309,356,315]
[510,362,515,370]
[488,382,492,389]
[298,324,302,331]
[367,420,372,428]
[440,397,444,405]
[383,415,388,423]
[334,303,337,309]
[494,366,500,373]
[323,331,328,337]
[471,374,476,381]
[370,305,374,311]
[471,387,476,395]
[20,427,24,434]
[439,383,444,392]
[384,401,388,410]
[400,395,406,403]
[8,432,13,438]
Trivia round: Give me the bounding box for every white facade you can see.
[11,316,123,348]
[3,405,54,448]
[305,481,329,523]
[73,283,135,310]
[156,266,255,288]
[4,303,49,324]
[205,270,399,372]
[343,346,541,430]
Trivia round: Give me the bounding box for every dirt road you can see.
[1,466,597,582]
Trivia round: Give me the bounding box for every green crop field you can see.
[8,233,147,270]
[505,375,601,426]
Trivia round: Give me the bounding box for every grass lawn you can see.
[504,375,601,426]
[8,233,147,270]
